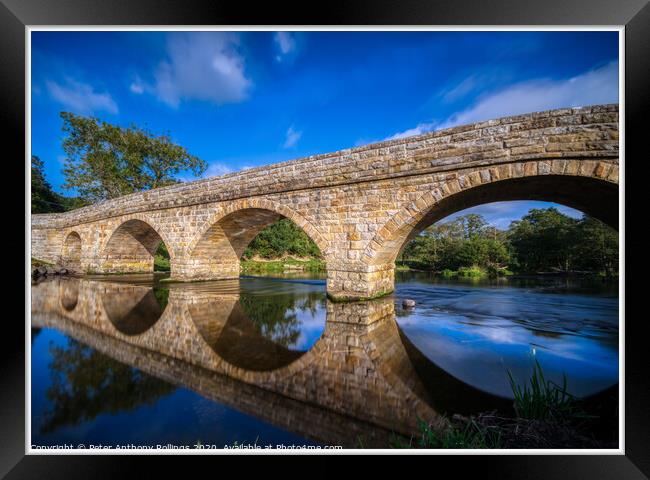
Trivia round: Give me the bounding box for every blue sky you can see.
[31,30,619,228]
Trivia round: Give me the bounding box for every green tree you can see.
[243,218,322,259]
[60,112,206,202]
[508,208,578,273]
[31,155,89,213]
[572,216,618,276]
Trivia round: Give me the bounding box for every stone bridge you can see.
[31,105,619,301]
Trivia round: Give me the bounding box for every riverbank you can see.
[241,256,326,274]
[391,362,618,449]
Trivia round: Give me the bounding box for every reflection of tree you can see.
[153,287,169,310]
[32,328,42,344]
[42,339,175,434]
[238,292,324,348]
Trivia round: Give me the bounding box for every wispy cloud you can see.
[386,61,619,140]
[129,75,145,94]
[46,77,118,115]
[283,125,302,148]
[445,201,584,229]
[178,161,234,182]
[438,61,619,130]
[385,121,436,141]
[135,32,252,108]
[274,32,296,62]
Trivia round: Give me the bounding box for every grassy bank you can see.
[241,256,326,274]
[391,361,614,449]
[396,262,513,278]
[32,257,55,268]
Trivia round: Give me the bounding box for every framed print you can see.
[3,0,648,476]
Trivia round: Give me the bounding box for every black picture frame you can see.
[5,0,647,476]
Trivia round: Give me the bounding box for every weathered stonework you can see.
[31,105,619,300]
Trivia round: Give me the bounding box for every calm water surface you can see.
[30,271,618,448]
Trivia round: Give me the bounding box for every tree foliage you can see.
[243,218,322,259]
[60,112,206,202]
[400,209,618,276]
[31,155,88,213]
[42,339,175,434]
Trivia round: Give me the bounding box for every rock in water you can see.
[402,299,416,308]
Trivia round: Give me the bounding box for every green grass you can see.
[392,361,600,449]
[391,416,503,449]
[240,257,325,274]
[456,266,488,277]
[32,257,55,268]
[508,359,578,421]
[154,254,170,272]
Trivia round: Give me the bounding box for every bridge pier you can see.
[326,263,395,302]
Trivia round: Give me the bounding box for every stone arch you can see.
[364,159,619,267]
[176,198,329,282]
[100,217,171,274]
[60,231,82,271]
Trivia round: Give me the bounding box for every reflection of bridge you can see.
[31,105,618,300]
[31,277,510,446]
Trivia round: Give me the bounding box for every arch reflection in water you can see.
[188,280,327,371]
[101,284,168,336]
[59,279,79,312]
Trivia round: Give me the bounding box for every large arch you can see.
[355,160,618,299]
[60,231,82,271]
[174,198,329,282]
[365,161,618,267]
[100,218,168,274]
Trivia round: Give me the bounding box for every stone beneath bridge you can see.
[31,104,619,301]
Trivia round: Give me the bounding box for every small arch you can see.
[60,231,82,271]
[365,163,618,267]
[101,219,169,274]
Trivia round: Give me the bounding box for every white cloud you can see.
[444,201,585,230]
[178,161,234,182]
[274,32,296,61]
[204,162,233,177]
[141,32,251,108]
[283,126,302,148]
[385,121,436,141]
[46,78,118,115]
[438,61,619,130]
[386,61,619,140]
[129,76,145,94]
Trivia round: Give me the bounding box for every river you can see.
[30,271,619,449]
